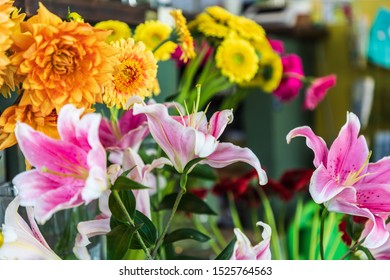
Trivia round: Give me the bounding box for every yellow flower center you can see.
[41,154,90,181]
[342,151,372,186]
[233,53,244,64]
[114,59,142,93]
[0,230,4,248]
[52,51,75,75]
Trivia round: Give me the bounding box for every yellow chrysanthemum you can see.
[206,6,233,23]
[0,104,59,150]
[195,13,230,38]
[95,20,132,43]
[216,36,259,84]
[170,9,195,62]
[244,51,283,93]
[10,3,118,116]
[0,0,15,93]
[228,16,266,42]
[133,20,177,61]
[103,38,158,109]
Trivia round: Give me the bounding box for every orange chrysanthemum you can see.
[10,3,118,116]
[170,9,195,63]
[103,38,158,109]
[0,104,59,150]
[0,0,15,93]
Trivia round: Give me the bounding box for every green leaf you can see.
[158,192,216,215]
[215,237,237,260]
[188,164,217,181]
[183,157,205,175]
[108,190,136,222]
[129,211,157,249]
[164,228,210,245]
[112,176,150,191]
[107,223,137,260]
[120,166,137,178]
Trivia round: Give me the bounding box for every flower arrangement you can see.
[0,1,388,261]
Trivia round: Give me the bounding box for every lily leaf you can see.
[109,190,136,222]
[164,228,210,245]
[215,237,237,260]
[158,192,216,215]
[112,176,150,191]
[107,223,137,260]
[129,211,157,249]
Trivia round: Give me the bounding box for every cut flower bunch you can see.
[0,1,389,261]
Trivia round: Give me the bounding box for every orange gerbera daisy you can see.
[0,103,59,150]
[103,38,158,109]
[170,9,195,63]
[0,0,15,93]
[10,3,118,116]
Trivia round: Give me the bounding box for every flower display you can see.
[1,1,389,263]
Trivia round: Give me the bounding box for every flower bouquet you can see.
[1,1,389,261]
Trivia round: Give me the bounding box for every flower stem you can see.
[152,38,171,54]
[151,186,186,258]
[292,196,303,260]
[227,192,243,230]
[320,207,328,260]
[112,190,153,260]
[193,216,221,254]
[340,238,366,260]
[309,207,320,260]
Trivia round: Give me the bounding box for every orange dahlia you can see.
[10,3,118,116]
[103,38,158,109]
[0,104,59,150]
[0,0,15,93]
[170,9,195,63]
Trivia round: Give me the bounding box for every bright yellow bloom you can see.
[103,38,158,109]
[170,9,195,62]
[206,6,233,23]
[0,0,15,94]
[133,20,177,61]
[216,36,259,84]
[228,16,265,42]
[194,13,230,38]
[95,20,132,43]
[10,3,118,116]
[0,104,59,150]
[244,50,283,93]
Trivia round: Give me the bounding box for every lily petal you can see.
[203,142,268,185]
[253,222,272,260]
[231,228,256,260]
[364,156,390,184]
[208,109,233,139]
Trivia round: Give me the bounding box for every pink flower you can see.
[303,74,337,110]
[287,112,390,248]
[268,39,285,55]
[132,102,267,185]
[231,222,272,260]
[12,104,108,224]
[365,223,390,259]
[273,54,304,102]
[0,197,60,260]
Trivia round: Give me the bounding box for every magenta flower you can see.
[99,108,149,152]
[268,38,285,55]
[132,102,267,185]
[273,54,304,102]
[365,223,390,259]
[287,112,390,248]
[12,104,108,224]
[303,74,337,110]
[231,222,272,260]
[0,197,60,260]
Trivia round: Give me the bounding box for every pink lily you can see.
[0,197,60,260]
[273,54,304,102]
[363,223,390,259]
[99,107,149,154]
[287,112,390,248]
[12,104,108,224]
[132,102,267,185]
[231,222,272,260]
[303,74,337,110]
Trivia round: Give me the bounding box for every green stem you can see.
[357,246,375,260]
[152,38,171,54]
[193,216,221,254]
[292,196,303,260]
[210,218,227,248]
[340,238,366,260]
[320,207,328,260]
[151,187,186,258]
[257,188,282,260]
[309,207,320,260]
[112,190,153,260]
[227,192,243,230]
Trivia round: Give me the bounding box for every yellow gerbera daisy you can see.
[206,6,233,23]
[244,51,283,93]
[133,20,177,61]
[10,3,118,116]
[0,104,59,150]
[228,15,266,42]
[103,38,158,109]
[95,20,132,43]
[195,13,230,38]
[215,36,259,84]
[170,9,195,63]
[0,0,15,94]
